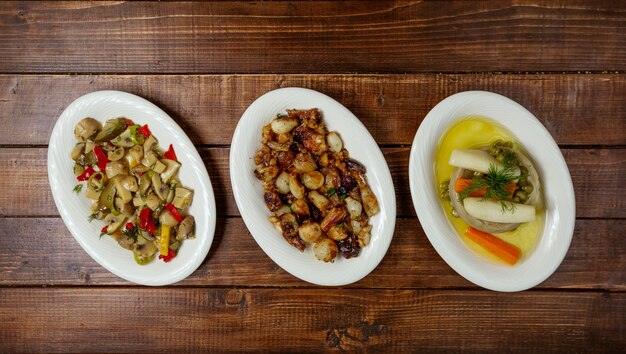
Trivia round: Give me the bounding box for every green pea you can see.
[515,191,528,202]
[451,208,459,217]
[489,146,501,156]
[496,154,505,163]
[440,190,451,201]
[439,180,450,191]
[493,139,504,147]
[517,177,528,186]
[519,166,529,175]
[503,141,513,148]
[523,184,534,194]
[512,196,521,203]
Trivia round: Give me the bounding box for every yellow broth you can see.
[434,117,544,264]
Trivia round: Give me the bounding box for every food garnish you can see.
[71,117,196,265]
[254,108,380,262]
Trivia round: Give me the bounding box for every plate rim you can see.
[230,87,396,286]
[408,90,576,292]
[47,90,216,286]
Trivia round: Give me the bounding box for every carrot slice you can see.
[454,178,516,197]
[464,227,521,265]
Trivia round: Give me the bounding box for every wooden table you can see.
[1,1,624,352]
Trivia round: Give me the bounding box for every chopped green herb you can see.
[339,194,347,200]
[88,213,97,222]
[291,221,298,228]
[460,156,528,213]
[73,184,83,193]
[99,231,106,238]
[326,188,336,197]
[123,226,139,242]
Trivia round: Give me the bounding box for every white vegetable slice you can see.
[449,149,499,174]
[463,197,536,223]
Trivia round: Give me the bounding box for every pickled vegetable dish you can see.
[254,109,380,262]
[71,117,195,265]
[435,118,544,265]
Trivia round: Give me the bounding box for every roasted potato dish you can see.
[254,109,380,262]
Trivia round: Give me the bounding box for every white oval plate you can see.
[48,90,216,286]
[230,88,396,286]
[409,91,575,292]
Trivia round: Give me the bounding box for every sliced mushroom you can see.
[74,118,102,141]
[93,118,126,142]
[176,215,196,240]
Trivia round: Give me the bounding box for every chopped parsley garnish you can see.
[73,184,83,193]
[123,226,139,242]
[339,194,347,200]
[326,188,336,197]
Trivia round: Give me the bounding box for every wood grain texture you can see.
[0,218,623,289]
[0,288,623,352]
[0,147,623,218]
[1,74,625,146]
[0,1,625,73]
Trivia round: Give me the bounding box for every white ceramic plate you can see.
[48,90,216,286]
[230,87,396,286]
[409,91,575,292]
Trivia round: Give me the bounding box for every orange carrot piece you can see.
[465,227,521,265]
[454,178,516,197]
[455,178,485,196]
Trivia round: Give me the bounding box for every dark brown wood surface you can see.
[0,1,625,73]
[1,74,625,146]
[0,288,623,352]
[0,1,624,352]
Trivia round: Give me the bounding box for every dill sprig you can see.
[460,151,527,213]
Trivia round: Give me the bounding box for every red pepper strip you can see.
[125,222,134,230]
[101,225,108,233]
[126,119,134,127]
[138,124,151,138]
[159,248,176,263]
[92,145,110,171]
[139,208,155,234]
[77,166,95,181]
[163,144,177,161]
[165,203,183,223]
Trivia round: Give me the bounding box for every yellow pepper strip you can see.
[159,224,171,256]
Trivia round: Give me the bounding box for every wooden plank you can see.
[0,218,623,289]
[1,74,625,146]
[0,147,623,218]
[0,1,624,73]
[0,288,623,352]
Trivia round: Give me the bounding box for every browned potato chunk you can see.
[291,199,310,217]
[301,171,324,190]
[314,238,338,262]
[298,221,322,243]
[293,153,317,173]
[275,171,290,194]
[308,191,330,211]
[288,173,305,200]
[327,224,348,241]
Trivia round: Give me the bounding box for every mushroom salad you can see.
[71,117,195,265]
[254,108,380,262]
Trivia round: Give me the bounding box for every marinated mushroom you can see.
[71,117,196,265]
[74,118,102,141]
